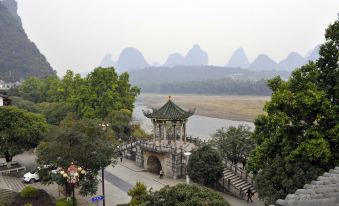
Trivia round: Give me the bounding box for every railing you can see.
[0,166,26,175]
[0,161,19,168]
[219,177,247,199]
[186,136,208,145]
[224,160,254,185]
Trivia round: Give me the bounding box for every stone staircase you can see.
[0,188,16,206]
[0,174,25,192]
[223,168,256,194]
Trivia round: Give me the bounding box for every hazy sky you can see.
[16,0,339,76]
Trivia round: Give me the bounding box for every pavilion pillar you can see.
[159,123,162,142]
[153,120,156,143]
[180,121,183,146]
[164,123,167,141]
[173,123,176,143]
[184,122,187,143]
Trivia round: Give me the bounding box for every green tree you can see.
[35,102,71,125]
[125,183,230,206]
[211,125,254,165]
[0,106,48,166]
[105,109,132,140]
[127,182,148,206]
[247,20,339,204]
[37,114,117,195]
[187,145,223,186]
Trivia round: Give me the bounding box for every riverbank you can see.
[137,93,270,122]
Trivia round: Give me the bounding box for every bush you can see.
[20,186,39,198]
[187,145,223,186]
[23,203,33,206]
[56,198,77,206]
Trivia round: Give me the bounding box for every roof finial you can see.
[168,95,171,100]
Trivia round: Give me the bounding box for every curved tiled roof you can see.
[275,166,339,206]
[143,98,195,120]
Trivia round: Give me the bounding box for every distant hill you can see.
[114,47,149,72]
[163,44,208,67]
[129,65,290,85]
[100,54,115,67]
[0,0,55,82]
[278,52,305,71]
[305,45,320,62]
[163,53,185,67]
[183,44,208,66]
[249,54,278,71]
[226,48,250,68]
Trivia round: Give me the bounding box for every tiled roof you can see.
[276,166,339,206]
[143,98,194,120]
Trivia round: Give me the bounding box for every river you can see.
[133,102,254,140]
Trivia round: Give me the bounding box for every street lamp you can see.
[60,163,86,206]
[184,152,192,184]
[100,122,109,206]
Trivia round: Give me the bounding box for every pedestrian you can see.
[246,188,253,203]
[159,170,163,179]
[242,158,246,170]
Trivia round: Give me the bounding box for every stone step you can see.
[0,188,16,205]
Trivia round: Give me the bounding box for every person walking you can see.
[246,188,253,203]
[159,170,163,179]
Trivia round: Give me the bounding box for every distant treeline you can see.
[137,78,272,95]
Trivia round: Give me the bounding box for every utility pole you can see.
[102,167,105,206]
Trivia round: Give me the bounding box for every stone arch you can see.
[147,155,162,174]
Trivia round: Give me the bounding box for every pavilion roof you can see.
[143,97,195,120]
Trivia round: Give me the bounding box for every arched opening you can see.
[147,155,162,174]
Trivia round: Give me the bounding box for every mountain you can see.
[0,0,55,82]
[226,48,250,68]
[163,53,185,67]
[100,54,115,67]
[2,0,21,25]
[249,54,278,71]
[184,44,208,66]
[114,47,149,72]
[305,45,320,62]
[278,52,305,71]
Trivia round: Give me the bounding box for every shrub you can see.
[56,198,77,206]
[20,186,39,198]
[23,203,33,206]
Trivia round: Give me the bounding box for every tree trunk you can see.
[5,151,13,168]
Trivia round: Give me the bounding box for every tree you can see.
[187,145,223,186]
[37,114,117,195]
[34,102,71,125]
[247,20,339,204]
[125,183,230,206]
[0,106,48,166]
[70,67,140,119]
[127,182,148,206]
[211,125,254,165]
[105,109,132,140]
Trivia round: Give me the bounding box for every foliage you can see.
[37,115,118,196]
[211,125,254,164]
[11,68,140,120]
[0,106,48,163]
[23,203,33,206]
[125,183,230,206]
[56,198,77,206]
[247,20,339,204]
[131,124,151,140]
[20,186,38,198]
[9,96,37,112]
[139,78,271,96]
[127,182,148,206]
[35,102,71,125]
[187,145,223,186]
[105,109,132,140]
[0,3,55,82]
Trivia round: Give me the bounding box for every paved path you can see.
[103,170,133,192]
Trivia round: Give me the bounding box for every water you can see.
[133,102,254,140]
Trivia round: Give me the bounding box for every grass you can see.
[137,93,270,122]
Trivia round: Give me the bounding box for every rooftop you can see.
[143,96,195,120]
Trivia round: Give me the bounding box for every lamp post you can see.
[184,152,191,184]
[60,162,86,206]
[100,122,109,206]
